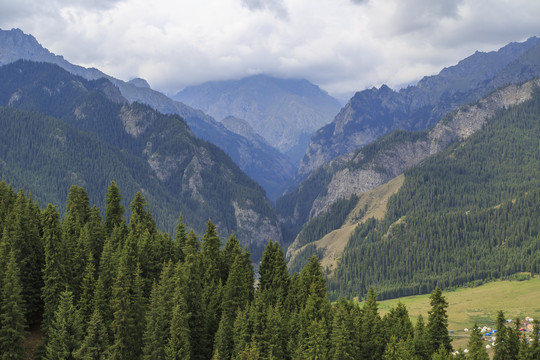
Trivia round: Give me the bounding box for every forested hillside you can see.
[1,183,538,359]
[327,86,540,300]
[0,60,281,260]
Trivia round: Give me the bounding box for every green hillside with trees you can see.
[1,183,539,359]
[327,86,540,301]
[0,60,280,260]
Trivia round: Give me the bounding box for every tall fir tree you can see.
[165,296,191,360]
[74,309,110,360]
[258,240,290,307]
[494,310,513,360]
[467,323,489,360]
[426,287,452,355]
[4,191,44,327]
[142,262,176,360]
[41,204,66,340]
[104,181,125,235]
[0,249,26,360]
[330,298,358,360]
[358,287,385,360]
[44,289,83,360]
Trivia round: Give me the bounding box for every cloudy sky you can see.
[2,0,540,100]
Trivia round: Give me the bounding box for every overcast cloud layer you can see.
[2,0,540,99]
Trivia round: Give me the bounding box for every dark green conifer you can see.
[78,253,97,327]
[41,204,66,339]
[165,296,191,360]
[4,191,43,326]
[258,240,290,306]
[358,287,385,360]
[74,309,110,360]
[0,249,26,360]
[44,289,83,360]
[143,262,176,360]
[467,323,489,360]
[494,310,512,360]
[173,214,187,262]
[331,298,357,360]
[426,287,452,355]
[104,181,125,235]
[383,302,413,342]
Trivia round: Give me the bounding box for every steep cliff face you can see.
[296,37,540,182]
[279,79,540,247]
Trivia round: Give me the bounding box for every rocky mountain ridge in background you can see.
[0,28,294,200]
[296,36,540,182]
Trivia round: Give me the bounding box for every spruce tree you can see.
[0,249,26,360]
[41,204,66,339]
[142,262,176,360]
[220,232,242,283]
[426,286,452,355]
[104,181,125,235]
[330,298,357,360]
[358,287,385,360]
[44,289,83,360]
[467,323,489,360]
[494,310,513,360]
[78,253,96,327]
[165,297,191,360]
[412,315,429,360]
[5,191,43,327]
[108,257,144,360]
[383,302,413,342]
[201,220,223,358]
[173,214,187,262]
[382,336,417,360]
[74,309,110,360]
[258,240,290,306]
[176,248,205,360]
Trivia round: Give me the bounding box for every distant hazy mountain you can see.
[0,60,281,260]
[173,74,342,164]
[0,28,294,200]
[296,36,540,181]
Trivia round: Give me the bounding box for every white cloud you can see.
[1,0,540,98]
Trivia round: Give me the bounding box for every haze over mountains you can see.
[174,75,342,165]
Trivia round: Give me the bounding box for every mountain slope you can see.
[318,84,540,300]
[281,78,540,266]
[0,28,293,200]
[296,36,540,181]
[174,74,342,164]
[0,60,281,260]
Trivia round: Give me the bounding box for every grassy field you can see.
[373,275,540,350]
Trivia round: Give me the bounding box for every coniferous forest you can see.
[1,181,539,359]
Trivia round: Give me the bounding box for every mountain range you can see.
[295,36,540,182]
[0,28,296,200]
[0,60,280,260]
[279,36,540,245]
